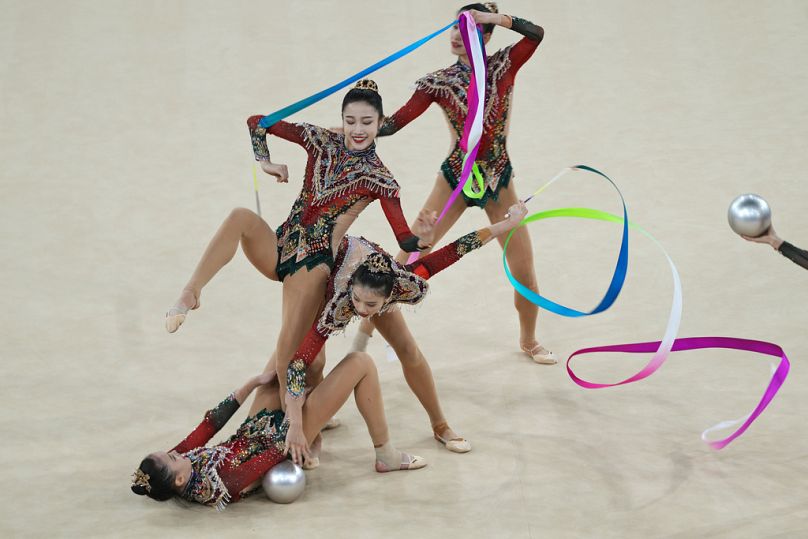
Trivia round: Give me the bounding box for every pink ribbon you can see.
[408,12,487,263]
[568,337,789,450]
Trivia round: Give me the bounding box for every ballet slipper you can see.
[521,342,557,365]
[432,422,471,454]
[375,452,427,473]
[165,289,200,333]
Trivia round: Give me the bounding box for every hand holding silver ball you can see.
[728,194,772,238]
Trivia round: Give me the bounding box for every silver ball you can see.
[728,194,771,237]
[262,460,306,504]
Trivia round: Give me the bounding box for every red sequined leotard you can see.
[171,392,288,510]
[247,118,424,280]
[285,229,491,398]
[378,17,544,208]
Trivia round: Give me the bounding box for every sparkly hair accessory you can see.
[354,79,379,93]
[484,2,499,13]
[132,469,151,493]
[365,252,392,274]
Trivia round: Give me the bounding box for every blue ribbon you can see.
[502,165,629,317]
[259,20,456,129]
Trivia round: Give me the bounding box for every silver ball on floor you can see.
[728,194,771,237]
[263,460,306,504]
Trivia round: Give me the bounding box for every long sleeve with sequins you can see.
[506,17,544,72]
[379,196,426,252]
[405,229,490,279]
[286,322,332,399]
[378,89,435,137]
[171,393,241,454]
[221,448,286,503]
[246,117,307,161]
[778,241,808,270]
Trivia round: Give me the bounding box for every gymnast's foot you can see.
[303,433,322,470]
[165,287,200,333]
[433,422,471,453]
[521,341,557,365]
[374,441,427,472]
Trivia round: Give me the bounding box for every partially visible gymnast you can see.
[742,223,808,270]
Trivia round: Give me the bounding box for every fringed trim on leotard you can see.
[181,446,232,511]
[413,45,513,130]
[296,123,402,205]
[316,236,429,336]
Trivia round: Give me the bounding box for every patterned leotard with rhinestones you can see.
[377,17,544,208]
[284,229,490,398]
[171,393,288,510]
[247,118,423,280]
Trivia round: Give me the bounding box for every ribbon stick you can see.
[258,21,456,129]
[252,164,262,217]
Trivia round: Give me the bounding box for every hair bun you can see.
[131,484,148,496]
[354,79,379,93]
[484,2,499,13]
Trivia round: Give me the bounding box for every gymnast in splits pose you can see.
[355,4,555,364]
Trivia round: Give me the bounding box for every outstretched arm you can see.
[282,324,330,465]
[379,197,434,252]
[171,372,274,453]
[406,201,528,279]
[743,225,808,270]
[378,89,434,137]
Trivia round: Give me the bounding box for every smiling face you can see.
[350,284,389,318]
[342,101,380,151]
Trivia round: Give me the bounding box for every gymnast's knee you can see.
[227,207,259,227]
[342,351,375,372]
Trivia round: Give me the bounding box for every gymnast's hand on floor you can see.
[283,421,311,466]
[413,209,438,249]
[260,161,289,183]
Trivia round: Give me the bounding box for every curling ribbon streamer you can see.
[502,166,789,448]
[502,165,630,317]
[408,12,488,263]
[567,338,789,450]
[258,21,456,129]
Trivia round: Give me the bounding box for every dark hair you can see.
[353,264,395,298]
[131,455,176,502]
[342,80,384,118]
[458,3,496,34]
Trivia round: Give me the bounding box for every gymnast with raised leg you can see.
[163,80,431,434]
[130,353,425,510]
[275,201,528,461]
[355,3,555,364]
